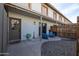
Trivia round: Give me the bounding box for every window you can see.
[64,18,66,22]
[53,12,57,20]
[27,3,31,10]
[59,15,62,21]
[41,5,48,16]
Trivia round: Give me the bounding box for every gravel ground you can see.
[41,40,77,56]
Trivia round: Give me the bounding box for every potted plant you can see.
[26,33,31,41]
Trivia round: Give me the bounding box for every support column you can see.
[0,4,8,55]
[40,16,43,41]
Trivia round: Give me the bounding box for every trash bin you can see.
[49,32,57,37]
[53,32,57,36]
[42,33,48,39]
[49,32,54,37]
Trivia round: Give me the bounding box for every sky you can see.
[51,3,79,23]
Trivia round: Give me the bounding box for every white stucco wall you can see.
[57,13,59,21]
[31,3,41,13]
[62,17,65,23]
[12,3,27,9]
[8,11,40,40]
[12,3,41,13]
[21,16,40,40]
[11,3,71,24]
[8,11,56,41]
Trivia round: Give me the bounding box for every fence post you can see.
[76,16,79,55]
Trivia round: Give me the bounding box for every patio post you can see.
[40,16,43,41]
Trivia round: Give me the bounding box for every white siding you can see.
[31,3,41,13]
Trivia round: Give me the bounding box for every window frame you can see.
[27,3,31,10]
[53,11,57,20]
[59,15,62,21]
[41,4,48,16]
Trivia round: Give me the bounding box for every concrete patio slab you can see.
[7,37,77,56]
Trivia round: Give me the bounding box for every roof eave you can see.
[46,3,72,23]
